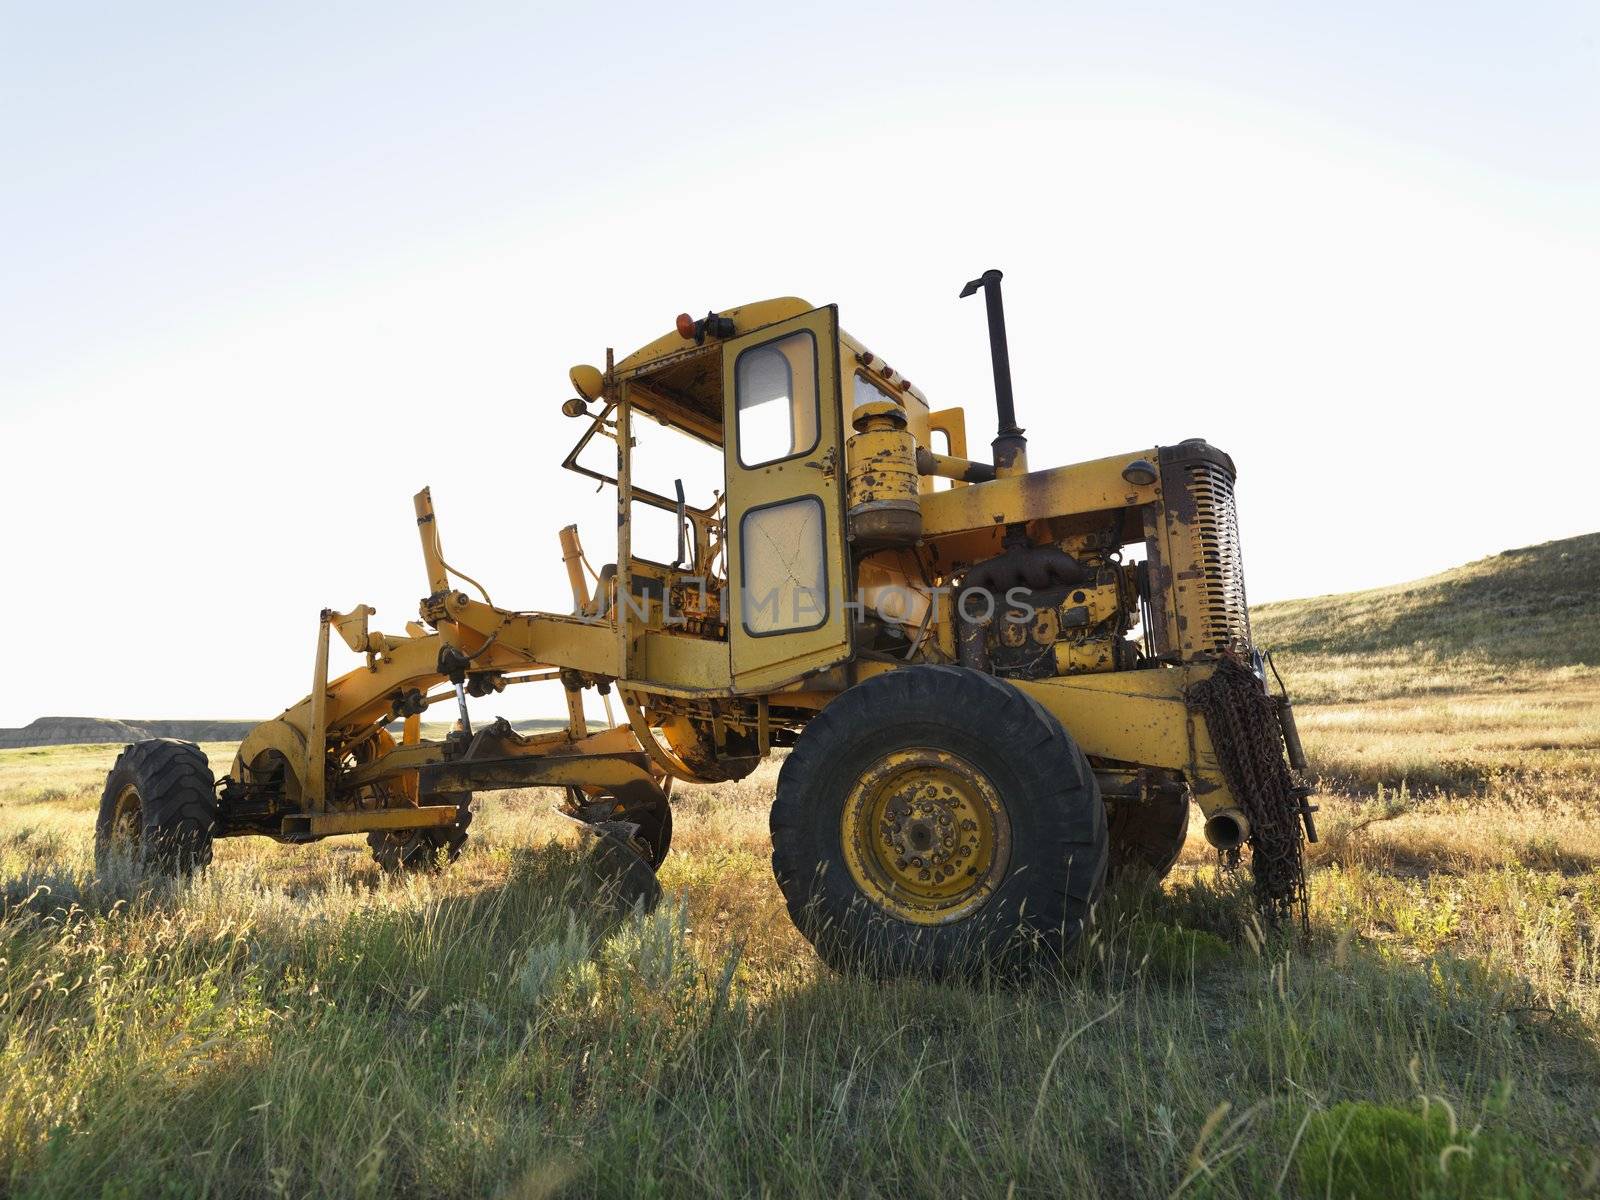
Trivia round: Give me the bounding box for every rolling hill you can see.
[1254,531,1599,790]
[1253,531,1598,704]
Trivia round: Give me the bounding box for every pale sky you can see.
[2,2,1597,726]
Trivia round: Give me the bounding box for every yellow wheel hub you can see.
[111,784,141,846]
[840,749,1010,925]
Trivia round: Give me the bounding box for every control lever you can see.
[671,478,688,569]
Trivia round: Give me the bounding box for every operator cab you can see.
[560,300,961,691]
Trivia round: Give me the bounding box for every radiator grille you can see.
[1186,462,1251,652]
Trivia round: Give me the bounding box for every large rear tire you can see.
[96,740,218,875]
[771,666,1107,978]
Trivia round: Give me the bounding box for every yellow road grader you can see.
[99,270,1314,975]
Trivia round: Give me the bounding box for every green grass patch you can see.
[1298,1099,1565,1199]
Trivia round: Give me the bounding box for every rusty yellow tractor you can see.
[99,270,1314,975]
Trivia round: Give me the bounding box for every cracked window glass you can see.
[740,496,826,634]
[735,331,818,467]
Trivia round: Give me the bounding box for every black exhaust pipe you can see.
[960,268,1026,472]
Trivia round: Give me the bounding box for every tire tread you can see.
[96,739,218,874]
[771,666,1107,977]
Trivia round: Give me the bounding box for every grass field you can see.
[1,535,1596,1198]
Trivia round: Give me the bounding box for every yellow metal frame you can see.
[224,295,1266,850]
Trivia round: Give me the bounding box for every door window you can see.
[735,331,819,467]
[739,496,828,634]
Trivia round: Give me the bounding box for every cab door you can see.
[723,305,852,691]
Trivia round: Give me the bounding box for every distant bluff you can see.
[0,715,566,749]
[0,717,261,748]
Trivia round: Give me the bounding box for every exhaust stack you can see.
[960,268,1027,475]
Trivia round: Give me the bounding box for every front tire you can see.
[96,740,218,875]
[771,666,1107,977]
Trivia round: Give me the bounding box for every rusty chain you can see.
[1188,652,1310,932]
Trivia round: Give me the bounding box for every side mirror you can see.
[561,397,590,418]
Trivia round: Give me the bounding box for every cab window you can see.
[852,373,898,408]
[735,331,818,467]
[740,496,827,634]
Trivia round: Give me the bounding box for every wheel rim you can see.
[840,748,1011,925]
[111,784,142,848]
